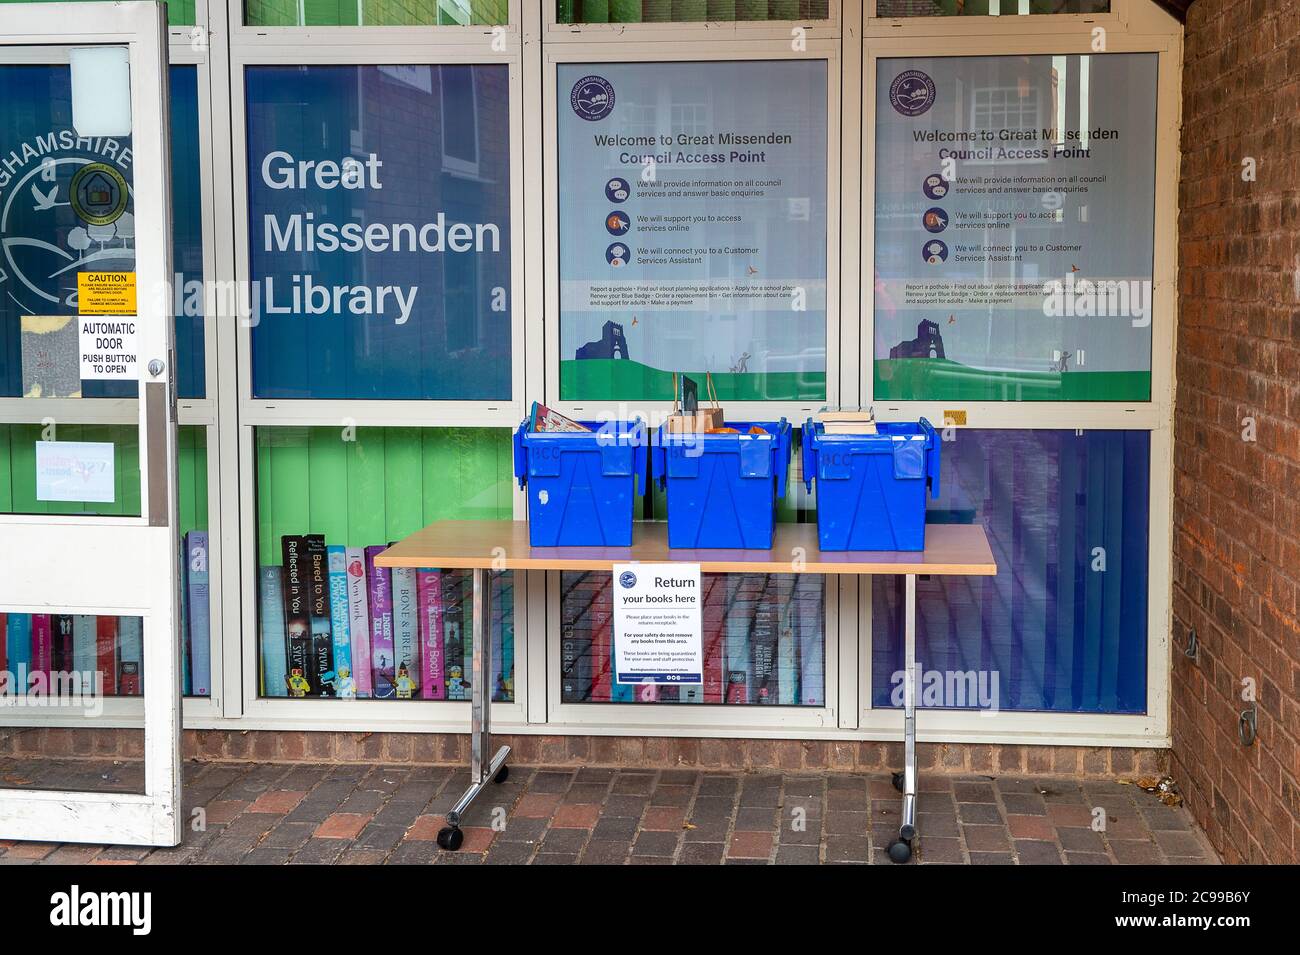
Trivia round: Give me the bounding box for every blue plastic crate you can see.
[652,420,792,549]
[802,418,939,552]
[514,418,647,547]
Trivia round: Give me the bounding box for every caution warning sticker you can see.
[77,271,137,316]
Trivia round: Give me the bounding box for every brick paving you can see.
[0,759,1220,864]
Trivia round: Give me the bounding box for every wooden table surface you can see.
[376,521,996,576]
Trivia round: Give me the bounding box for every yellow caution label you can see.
[77,272,136,315]
[942,409,967,426]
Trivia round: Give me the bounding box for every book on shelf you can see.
[494,574,514,703]
[31,614,52,690]
[72,615,96,692]
[281,535,312,697]
[444,574,470,701]
[96,616,118,695]
[559,574,591,704]
[418,569,445,700]
[185,531,211,697]
[344,547,372,699]
[796,575,823,707]
[364,545,395,699]
[390,566,420,699]
[723,577,751,704]
[776,576,798,706]
[6,614,31,692]
[306,535,335,698]
[53,614,73,680]
[259,566,288,698]
[700,575,725,703]
[118,616,142,695]
[326,545,356,698]
[589,575,612,702]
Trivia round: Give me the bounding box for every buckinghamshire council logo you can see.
[889,70,936,116]
[619,571,637,589]
[1,132,136,314]
[570,75,615,121]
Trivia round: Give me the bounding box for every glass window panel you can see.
[558,60,828,402]
[0,64,206,399]
[253,426,516,701]
[244,64,512,400]
[244,0,510,26]
[873,53,1157,401]
[876,1,1109,15]
[561,571,825,706]
[556,1,830,22]
[872,429,1150,714]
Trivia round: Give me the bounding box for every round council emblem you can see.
[619,571,637,589]
[70,162,129,226]
[571,75,615,121]
[889,70,936,117]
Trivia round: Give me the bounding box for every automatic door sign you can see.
[612,563,702,687]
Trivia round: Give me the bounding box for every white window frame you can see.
[545,0,842,43]
[858,20,1182,748]
[0,0,226,729]
[220,2,531,730]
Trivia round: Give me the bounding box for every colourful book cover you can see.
[118,616,142,695]
[559,574,591,703]
[305,535,334,698]
[796,575,823,706]
[259,566,289,698]
[72,615,96,692]
[185,531,212,697]
[390,566,420,699]
[31,614,53,693]
[699,575,725,703]
[326,545,356,698]
[443,572,468,700]
[493,574,514,703]
[7,613,32,696]
[364,545,395,699]
[95,617,118,695]
[344,548,372,699]
[417,569,445,700]
[281,535,312,697]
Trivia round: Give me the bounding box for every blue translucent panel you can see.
[872,429,1150,714]
[244,65,512,400]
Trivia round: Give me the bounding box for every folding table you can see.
[377,520,996,862]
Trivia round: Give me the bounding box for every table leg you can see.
[438,566,512,851]
[889,574,918,863]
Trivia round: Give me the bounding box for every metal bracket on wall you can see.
[1184,626,1198,661]
[1238,702,1257,747]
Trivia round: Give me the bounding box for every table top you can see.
[376,521,996,576]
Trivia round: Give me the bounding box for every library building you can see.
[0,0,1294,875]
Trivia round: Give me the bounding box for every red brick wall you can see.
[1173,0,1300,864]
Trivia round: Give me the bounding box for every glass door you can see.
[0,2,182,845]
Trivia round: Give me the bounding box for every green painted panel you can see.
[256,426,512,564]
[245,0,509,26]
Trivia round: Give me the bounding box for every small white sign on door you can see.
[78,317,139,381]
[35,441,116,503]
[612,563,702,688]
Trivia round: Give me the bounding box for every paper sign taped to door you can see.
[35,441,116,503]
[79,317,139,381]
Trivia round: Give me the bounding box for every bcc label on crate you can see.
[78,317,139,381]
[612,563,702,686]
[77,271,137,315]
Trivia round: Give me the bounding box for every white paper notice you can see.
[612,563,702,687]
[78,317,139,381]
[35,441,116,503]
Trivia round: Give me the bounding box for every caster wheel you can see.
[888,839,912,864]
[891,772,905,793]
[436,826,464,851]
[493,765,510,785]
